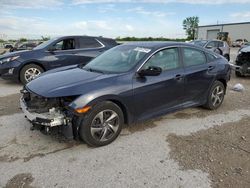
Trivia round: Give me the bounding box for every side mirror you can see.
[206,45,213,49]
[138,66,162,77]
[48,46,57,52]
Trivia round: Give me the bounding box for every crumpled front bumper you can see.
[229,63,240,70]
[229,63,250,74]
[20,97,66,127]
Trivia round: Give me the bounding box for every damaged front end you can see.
[20,88,78,139]
[231,49,250,76]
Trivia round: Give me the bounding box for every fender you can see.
[69,94,134,124]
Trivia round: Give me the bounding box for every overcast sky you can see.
[1,0,250,39]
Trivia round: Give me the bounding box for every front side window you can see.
[183,48,206,66]
[53,39,75,51]
[142,48,180,71]
[206,41,217,48]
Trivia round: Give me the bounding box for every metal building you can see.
[197,22,250,41]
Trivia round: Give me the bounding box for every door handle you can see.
[175,74,183,80]
[208,66,215,71]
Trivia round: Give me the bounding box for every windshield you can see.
[33,37,59,50]
[190,40,208,47]
[83,45,151,73]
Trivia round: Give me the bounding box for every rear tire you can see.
[78,101,124,147]
[20,64,44,84]
[204,81,225,110]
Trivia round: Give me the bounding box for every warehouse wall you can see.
[197,23,250,41]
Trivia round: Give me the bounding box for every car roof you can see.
[194,39,224,42]
[57,35,114,40]
[121,41,197,49]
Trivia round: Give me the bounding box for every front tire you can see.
[204,81,225,110]
[235,70,244,77]
[224,54,230,61]
[78,101,124,147]
[214,48,222,55]
[20,64,44,84]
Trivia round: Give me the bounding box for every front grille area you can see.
[21,89,61,113]
[236,52,250,66]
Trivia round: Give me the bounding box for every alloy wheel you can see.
[24,68,41,82]
[90,110,120,142]
[211,86,224,107]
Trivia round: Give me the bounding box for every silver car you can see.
[190,40,230,61]
[232,39,248,47]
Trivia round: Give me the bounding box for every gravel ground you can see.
[0,48,249,188]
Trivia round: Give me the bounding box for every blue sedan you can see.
[20,42,231,147]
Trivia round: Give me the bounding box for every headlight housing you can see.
[0,56,20,64]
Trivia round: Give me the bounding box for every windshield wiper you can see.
[85,68,104,74]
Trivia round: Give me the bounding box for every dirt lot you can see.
[0,48,249,188]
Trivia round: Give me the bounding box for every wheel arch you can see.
[217,78,227,89]
[71,94,133,125]
[18,61,46,81]
[108,99,129,124]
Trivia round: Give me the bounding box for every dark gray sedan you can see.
[0,35,117,84]
[20,42,231,147]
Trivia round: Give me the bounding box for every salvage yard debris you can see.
[232,83,245,92]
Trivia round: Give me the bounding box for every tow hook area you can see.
[30,120,74,139]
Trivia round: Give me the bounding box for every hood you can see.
[0,49,33,59]
[41,64,78,76]
[26,67,117,98]
[241,46,250,53]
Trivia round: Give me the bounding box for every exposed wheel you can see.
[235,70,244,77]
[214,48,222,55]
[78,101,124,147]
[20,64,44,84]
[224,54,230,61]
[204,81,225,110]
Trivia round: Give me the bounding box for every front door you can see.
[133,47,185,121]
[46,38,79,69]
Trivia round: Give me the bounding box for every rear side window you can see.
[79,38,102,49]
[143,48,180,71]
[206,53,217,62]
[183,48,206,66]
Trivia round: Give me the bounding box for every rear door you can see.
[133,47,185,120]
[181,47,215,105]
[75,37,105,65]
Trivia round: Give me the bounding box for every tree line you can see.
[116,37,187,42]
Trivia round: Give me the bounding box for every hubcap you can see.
[211,86,224,107]
[90,110,119,142]
[24,68,41,82]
